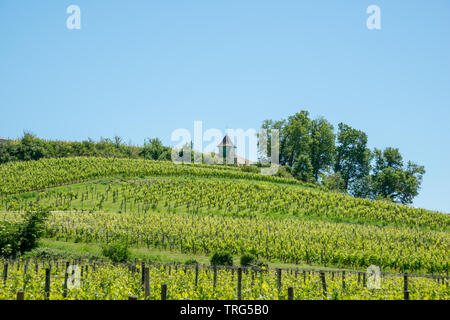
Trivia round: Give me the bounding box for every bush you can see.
[240,253,256,266]
[184,259,198,265]
[275,165,294,179]
[102,240,130,263]
[210,251,233,266]
[0,208,49,258]
[240,253,268,268]
[321,172,346,192]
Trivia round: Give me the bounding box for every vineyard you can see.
[1,259,448,300]
[0,157,449,300]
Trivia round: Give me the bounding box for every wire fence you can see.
[1,258,448,300]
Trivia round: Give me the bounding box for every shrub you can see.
[240,253,256,266]
[0,208,49,258]
[210,251,233,266]
[275,165,294,179]
[184,259,198,265]
[321,173,346,192]
[240,253,267,268]
[102,240,130,263]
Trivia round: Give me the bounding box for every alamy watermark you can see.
[366,5,381,30]
[67,265,81,289]
[66,5,81,30]
[65,5,379,31]
[366,265,381,289]
[170,121,279,175]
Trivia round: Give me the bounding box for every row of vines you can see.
[1,259,448,300]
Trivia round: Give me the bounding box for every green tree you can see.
[16,132,47,161]
[292,154,313,182]
[259,119,285,161]
[139,138,166,160]
[261,112,335,182]
[280,111,311,167]
[113,135,123,148]
[0,208,49,258]
[0,141,17,164]
[373,147,403,173]
[334,123,371,193]
[320,172,346,192]
[310,118,335,180]
[371,148,425,204]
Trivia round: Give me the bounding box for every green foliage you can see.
[184,259,199,265]
[0,157,443,273]
[0,259,448,299]
[280,111,312,168]
[240,165,260,174]
[334,123,371,192]
[293,154,314,182]
[0,157,310,195]
[309,118,335,180]
[369,148,425,204]
[321,172,346,192]
[210,251,233,266]
[240,253,256,266]
[139,138,171,161]
[23,247,101,261]
[0,208,49,258]
[0,134,143,165]
[101,239,130,263]
[262,112,425,204]
[262,111,335,182]
[0,221,17,257]
[273,165,294,179]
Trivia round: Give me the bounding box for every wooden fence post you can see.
[16,291,24,300]
[320,272,327,299]
[237,268,242,300]
[288,287,294,300]
[213,265,217,289]
[63,262,69,298]
[3,262,7,283]
[144,267,150,300]
[194,264,199,288]
[161,284,167,300]
[141,262,145,286]
[403,274,409,300]
[342,271,346,290]
[45,268,51,300]
[277,269,282,292]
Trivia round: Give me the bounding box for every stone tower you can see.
[217,135,237,165]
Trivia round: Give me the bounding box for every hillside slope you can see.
[1,157,449,273]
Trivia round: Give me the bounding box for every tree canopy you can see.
[261,111,425,204]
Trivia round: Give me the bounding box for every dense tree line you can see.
[0,133,172,164]
[261,111,425,204]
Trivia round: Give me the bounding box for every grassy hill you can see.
[0,157,449,274]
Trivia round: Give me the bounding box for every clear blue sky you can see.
[1,1,449,213]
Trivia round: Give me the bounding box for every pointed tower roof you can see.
[217,135,236,148]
